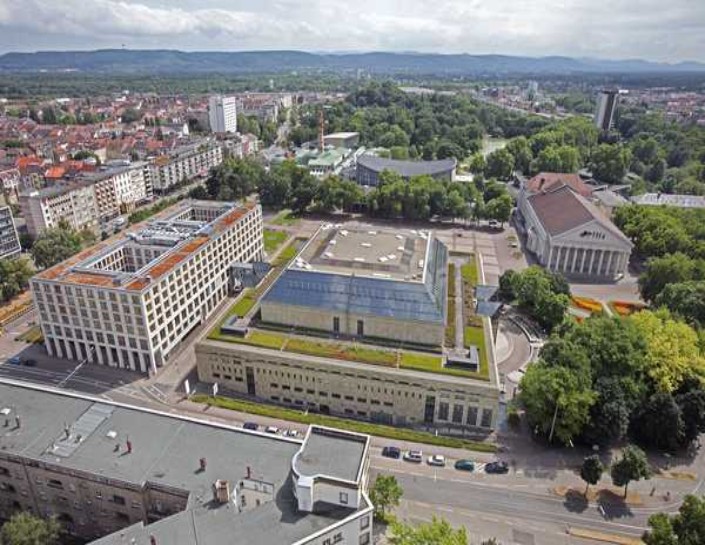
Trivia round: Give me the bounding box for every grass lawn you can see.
[273,240,300,267]
[209,328,287,350]
[231,289,257,317]
[461,325,490,380]
[445,296,456,347]
[461,258,479,286]
[271,209,299,226]
[399,352,442,371]
[264,229,288,253]
[192,394,496,453]
[286,338,398,366]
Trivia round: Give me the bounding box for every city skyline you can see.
[0,0,703,63]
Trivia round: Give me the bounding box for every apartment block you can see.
[0,206,21,259]
[208,95,238,134]
[30,200,263,373]
[20,181,100,237]
[83,163,150,220]
[145,144,223,194]
[0,382,372,545]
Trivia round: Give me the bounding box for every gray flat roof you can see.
[0,381,368,545]
[357,154,456,178]
[294,428,367,483]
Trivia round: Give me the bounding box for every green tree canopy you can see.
[610,445,651,498]
[390,518,468,545]
[644,494,705,545]
[580,455,604,495]
[30,222,84,269]
[0,512,59,545]
[369,474,403,520]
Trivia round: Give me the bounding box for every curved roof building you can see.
[355,155,456,186]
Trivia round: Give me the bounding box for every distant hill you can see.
[0,49,703,75]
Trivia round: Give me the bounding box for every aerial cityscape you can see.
[0,2,704,545]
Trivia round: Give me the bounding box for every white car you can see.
[265,426,280,434]
[283,429,300,438]
[427,454,446,467]
[403,450,423,463]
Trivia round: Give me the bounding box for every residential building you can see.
[324,132,360,149]
[517,184,633,279]
[0,168,20,202]
[594,89,619,131]
[20,181,100,237]
[355,155,456,186]
[261,227,447,346]
[81,163,150,220]
[0,206,20,259]
[30,200,263,373]
[0,381,372,545]
[209,95,238,134]
[145,144,223,194]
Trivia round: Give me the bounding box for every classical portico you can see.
[520,185,633,280]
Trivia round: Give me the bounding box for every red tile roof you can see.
[525,172,592,198]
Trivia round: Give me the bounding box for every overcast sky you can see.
[0,0,704,62]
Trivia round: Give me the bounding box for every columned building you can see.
[518,185,632,279]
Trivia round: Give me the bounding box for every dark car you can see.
[454,459,475,472]
[7,357,21,365]
[485,461,509,474]
[242,422,259,431]
[382,446,401,459]
[22,359,36,367]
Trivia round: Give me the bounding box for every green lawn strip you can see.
[231,289,257,317]
[460,258,479,287]
[271,210,299,226]
[273,240,300,267]
[448,263,456,297]
[208,329,287,350]
[286,338,397,366]
[400,350,488,381]
[463,325,489,380]
[192,394,496,453]
[445,263,457,346]
[264,229,288,253]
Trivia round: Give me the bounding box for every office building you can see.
[594,90,619,131]
[0,206,21,259]
[20,181,100,237]
[31,200,263,373]
[356,155,456,187]
[323,132,360,149]
[209,96,238,134]
[0,381,372,545]
[145,144,223,194]
[261,226,448,346]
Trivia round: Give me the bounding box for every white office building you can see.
[209,95,238,134]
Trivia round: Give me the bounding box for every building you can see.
[517,184,633,279]
[20,181,100,237]
[145,144,223,194]
[355,155,456,187]
[298,148,351,179]
[261,226,447,346]
[594,90,619,132]
[0,168,21,202]
[0,381,373,545]
[196,225,500,431]
[0,206,21,259]
[631,192,705,209]
[30,200,263,373]
[81,163,150,221]
[209,95,238,134]
[324,132,360,149]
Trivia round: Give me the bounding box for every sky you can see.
[0,0,704,62]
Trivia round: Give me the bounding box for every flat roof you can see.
[357,154,456,178]
[0,381,368,545]
[33,200,256,291]
[296,225,429,281]
[294,427,368,483]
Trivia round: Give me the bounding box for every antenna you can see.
[318,108,325,152]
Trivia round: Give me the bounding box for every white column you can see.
[571,248,579,273]
[580,249,588,274]
[619,252,628,274]
[588,250,598,276]
[608,251,618,276]
[597,250,606,276]
[547,246,554,269]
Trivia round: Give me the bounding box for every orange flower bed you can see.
[571,296,603,314]
[610,300,646,317]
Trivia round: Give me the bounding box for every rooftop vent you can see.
[213,480,231,504]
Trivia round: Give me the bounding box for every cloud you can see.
[0,0,703,61]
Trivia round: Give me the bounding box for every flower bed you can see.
[609,300,646,317]
[571,296,603,314]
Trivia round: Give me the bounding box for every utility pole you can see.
[548,398,560,443]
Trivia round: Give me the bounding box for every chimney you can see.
[14,415,20,429]
[150,536,156,545]
[246,466,251,479]
[126,439,132,454]
[199,457,207,472]
[212,480,230,504]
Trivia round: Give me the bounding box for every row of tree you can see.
[28,221,97,270]
[0,258,34,303]
[519,309,705,449]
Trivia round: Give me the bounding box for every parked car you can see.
[283,429,300,438]
[454,459,475,472]
[7,357,21,365]
[403,450,423,463]
[382,446,401,459]
[485,461,509,474]
[242,422,259,431]
[427,454,446,467]
[22,359,36,367]
[264,426,280,434]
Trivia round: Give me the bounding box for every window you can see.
[47,479,63,490]
[360,533,371,545]
[339,492,348,505]
[361,516,370,530]
[357,319,364,336]
[481,408,493,428]
[452,405,463,424]
[112,495,126,505]
[438,402,449,421]
[466,406,479,426]
[333,316,340,333]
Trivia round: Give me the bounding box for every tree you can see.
[644,494,705,545]
[675,379,705,445]
[511,266,571,332]
[468,153,486,175]
[485,148,514,180]
[0,257,34,303]
[120,107,142,124]
[390,517,468,545]
[484,194,512,225]
[506,136,533,173]
[497,269,516,302]
[369,474,403,520]
[583,377,632,445]
[639,253,700,303]
[655,281,705,327]
[520,363,595,445]
[30,222,84,269]
[580,455,604,495]
[590,143,631,184]
[631,392,685,451]
[610,445,650,498]
[188,185,209,200]
[0,512,60,545]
